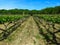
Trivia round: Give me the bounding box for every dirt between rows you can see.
[0,16,50,45]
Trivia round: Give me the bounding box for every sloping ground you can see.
[0,16,46,45]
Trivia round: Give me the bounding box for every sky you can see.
[0,0,60,10]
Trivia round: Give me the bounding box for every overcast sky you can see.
[0,0,60,10]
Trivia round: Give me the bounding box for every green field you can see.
[0,15,60,45]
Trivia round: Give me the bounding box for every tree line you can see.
[0,6,60,15]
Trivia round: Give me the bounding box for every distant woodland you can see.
[0,6,60,15]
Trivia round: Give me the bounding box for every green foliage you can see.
[0,15,24,24]
[38,15,60,23]
[0,6,60,14]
